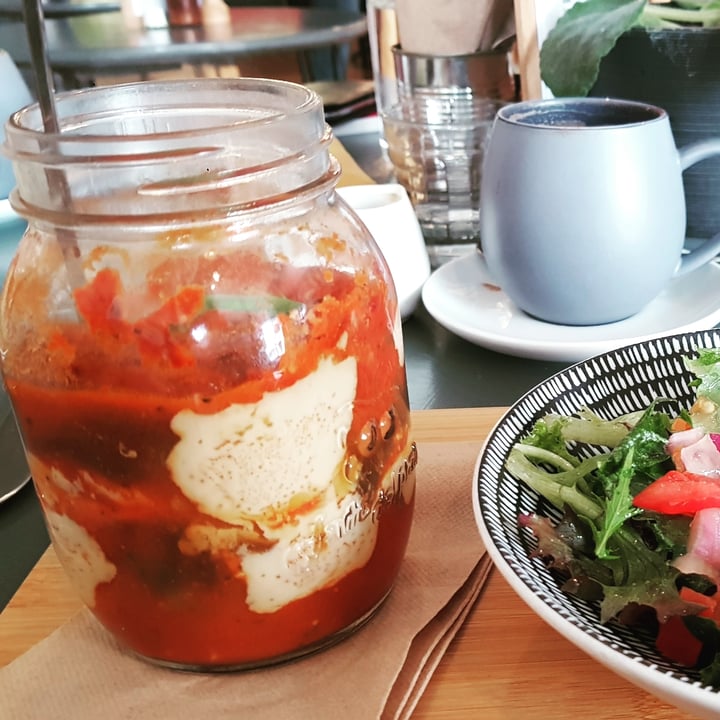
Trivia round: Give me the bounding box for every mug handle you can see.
[677,139,720,275]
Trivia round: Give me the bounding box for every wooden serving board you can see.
[0,408,696,719]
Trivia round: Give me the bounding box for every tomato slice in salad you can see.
[657,616,703,667]
[633,470,720,516]
[656,587,717,667]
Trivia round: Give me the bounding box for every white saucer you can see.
[336,184,431,320]
[0,198,25,285]
[0,198,16,225]
[421,251,720,362]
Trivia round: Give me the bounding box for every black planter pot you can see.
[590,27,720,241]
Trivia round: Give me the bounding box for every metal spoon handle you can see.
[22,0,59,134]
[20,0,85,291]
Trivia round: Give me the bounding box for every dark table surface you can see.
[43,1,121,18]
[0,5,367,80]
[0,126,570,612]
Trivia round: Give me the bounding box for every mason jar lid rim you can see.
[7,77,321,143]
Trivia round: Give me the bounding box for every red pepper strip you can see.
[132,286,206,368]
[656,587,717,667]
[73,269,206,369]
[140,285,206,329]
[73,268,125,336]
[633,470,720,516]
[671,417,693,433]
[683,587,717,616]
[656,616,704,667]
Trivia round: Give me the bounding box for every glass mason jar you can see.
[1,78,417,670]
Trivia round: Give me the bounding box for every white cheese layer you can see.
[44,509,117,608]
[167,356,358,523]
[240,485,378,613]
[236,437,416,614]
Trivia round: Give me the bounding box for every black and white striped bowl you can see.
[473,329,720,718]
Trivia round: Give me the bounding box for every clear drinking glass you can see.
[366,0,399,151]
[383,47,517,267]
[1,78,417,671]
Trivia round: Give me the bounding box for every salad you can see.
[509,348,720,687]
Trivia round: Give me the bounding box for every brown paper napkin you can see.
[395,0,516,55]
[0,440,489,719]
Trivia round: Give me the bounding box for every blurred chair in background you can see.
[226,0,366,81]
[0,1,35,90]
[0,48,33,199]
[0,47,32,287]
[0,0,370,90]
[297,0,364,81]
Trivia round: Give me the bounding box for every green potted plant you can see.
[540,0,720,242]
[540,0,720,96]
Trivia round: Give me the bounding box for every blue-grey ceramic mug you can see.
[479,97,720,326]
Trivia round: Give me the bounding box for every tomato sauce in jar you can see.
[1,79,416,670]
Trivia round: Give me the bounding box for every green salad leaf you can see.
[686,349,720,404]
[683,349,720,431]
[511,403,691,623]
[592,448,641,560]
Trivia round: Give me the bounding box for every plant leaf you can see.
[540,0,647,97]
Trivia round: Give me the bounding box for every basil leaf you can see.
[205,294,303,316]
